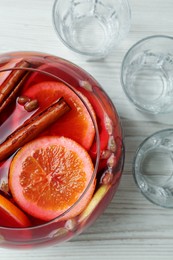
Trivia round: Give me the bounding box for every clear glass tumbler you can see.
[133,129,173,208]
[121,35,173,114]
[52,0,131,60]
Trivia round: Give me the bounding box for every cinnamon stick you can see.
[0,72,30,114]
[0,60,30,110]
[0,97,70,161]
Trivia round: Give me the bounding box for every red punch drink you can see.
[0,52,124,249]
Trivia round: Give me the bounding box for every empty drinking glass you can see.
[52,0,131,60]
[121,35,173,114]
[133,129,173,208]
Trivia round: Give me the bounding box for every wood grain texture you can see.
[1,0,173,259]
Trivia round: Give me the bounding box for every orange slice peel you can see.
[0,194,31,228]
[9,136,96,222]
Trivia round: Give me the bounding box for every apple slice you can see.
[78,184,110,223]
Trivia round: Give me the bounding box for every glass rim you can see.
[122,34,173,65]
[52,0,131,58]
[0,66,101,231]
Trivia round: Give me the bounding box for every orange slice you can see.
[9,136,95,221]
[22,81,96,150]
[0,194,31,228]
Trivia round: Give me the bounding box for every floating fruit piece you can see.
[76,86,110,158]
[9,136,96,221]
[0,194,31,228]
[17,95,31,105]
[65,218,78,232]
[24,99,39,112]
[78,184,110,223]
[23,64,109,156]
[22,81,95,150]
[101,170,113,185]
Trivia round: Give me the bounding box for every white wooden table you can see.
[0,0,173,259]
